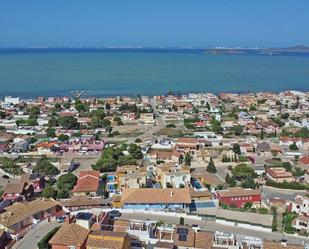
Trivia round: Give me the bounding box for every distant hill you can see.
[282,45,309,51]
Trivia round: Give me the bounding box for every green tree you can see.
[207,158,217,173]
[34,160,60,177]
[179,217,185,225]
[57,173,77,190]
[41,185,57,199]
[244,202,253,209]
[128,144,143,159]
[57,189,70,199]
[184,153,192,166]
[232,143,241,155]
[289,142,299,151]
[58,116,79,129]
[241,177,257,189]
[58,134,70,142]
[232,163,254,181]
[46,127,56,137]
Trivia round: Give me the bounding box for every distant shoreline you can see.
[0,46,309,56]
[1,89,308,100]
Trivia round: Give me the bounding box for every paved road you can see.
[12,221,60,249]
[261,185,305,202]
[119,212,309,246]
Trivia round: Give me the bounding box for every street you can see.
[12,221,60,249]
[119,212,309,246]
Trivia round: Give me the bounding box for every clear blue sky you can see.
[0,0,309,47]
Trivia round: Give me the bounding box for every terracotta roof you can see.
[49,223,89,246]
[154,241,174,248]
[121,188,191,204]
[299,157,309,165]
[266,167,293,179]
[217,187,260,198]
[59,196,102,207]
[0,198,58,228]
[174,225,195,248]
[73,171,100,193]
[113,219,130,233]
[194,231,213,249]
[264,241,303,249]
[190,188,211,198]
[3,182,28,194]
[79,170,100,178]
[176,137,198,144]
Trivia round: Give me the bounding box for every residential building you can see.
[2,182,34,201]
[265,167,294,183]
[216,187,261,208]
[120,188,191,210]
[73,171,101,197]
[49,222,90,249]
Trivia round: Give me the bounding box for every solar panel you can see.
[177,228,188,235]
[179,234,187,241]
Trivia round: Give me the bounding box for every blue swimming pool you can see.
[107,175,115,181]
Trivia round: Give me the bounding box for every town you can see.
[0,90,309,249]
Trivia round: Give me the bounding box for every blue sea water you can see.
[0,48,309,97]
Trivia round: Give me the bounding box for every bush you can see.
[266,180,309,190]
[134,138,142,143]
[166,123,176,128]
[258,207,268,214]
[38,226,60,249]
[179,217,185,225]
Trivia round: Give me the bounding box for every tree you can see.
[34,160,60,177]
[244,202,253,209]
[58,116,79,129]
[75,99,88,113]
[58,134,69,142]
[241,177,257,189]
[207,158,217,173]
[128,144,143,159]
[232,163,254,181]
[63,102,71,109]
[289,142,299,151]
[179,217,185,225]
[113,116,123,126]
[41,185,57,199]
[56,173,77,190]
[105,102,111,110]
[46,127,56,137]
[233,125,244,136]
[91,116,111,129]
[184,153,192,166]
[232,143,241,155]
[211,118,223,134]
[57,189,70,199]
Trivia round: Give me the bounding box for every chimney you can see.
[65,213,72,224]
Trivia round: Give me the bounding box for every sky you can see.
[0,0,309,48]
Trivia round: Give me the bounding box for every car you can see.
[56,216,65,223]
[108,210,121,218]
[2,175,10,179]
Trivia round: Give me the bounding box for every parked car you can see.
[108,210,121,219]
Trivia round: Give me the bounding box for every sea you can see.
[0,48,309,98]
